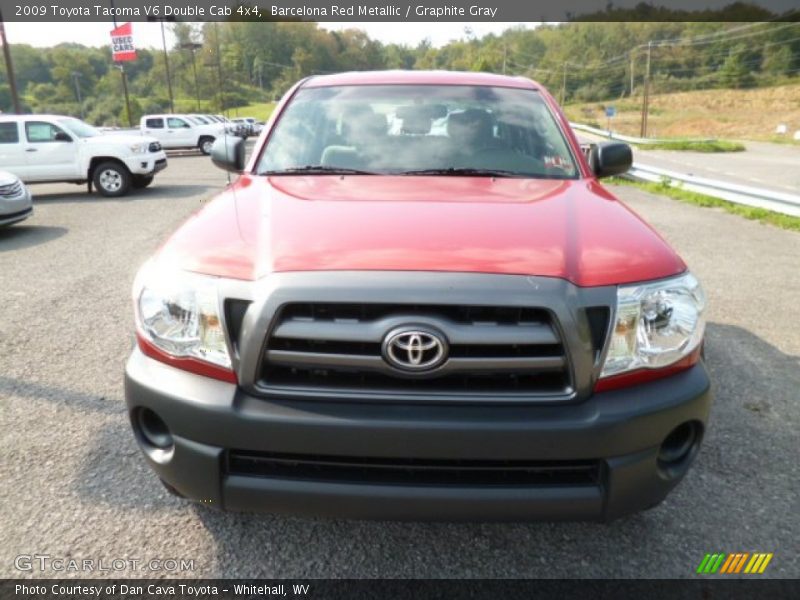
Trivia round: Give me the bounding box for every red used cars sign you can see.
[110,22,136,62]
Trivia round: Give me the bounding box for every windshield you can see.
[192,115,209,124]
[258,85,578,178]
[58,118,99,138]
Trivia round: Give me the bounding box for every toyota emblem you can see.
[382,327,448,372]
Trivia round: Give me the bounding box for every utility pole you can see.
[109,0,133,127]
[160,20,174,113]
[560,61,567,105]
[72,72,84,118]
[502,45,507,75]
[630,52,635,97]
[640,41,652,138]
[0,9,22,114]
[181,41,202,111]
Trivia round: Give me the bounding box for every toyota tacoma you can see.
[0,115,167,197]
[125,71,711,521]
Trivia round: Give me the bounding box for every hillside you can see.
[563,83,800,141]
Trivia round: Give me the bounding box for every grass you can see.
[226,102,277,121]
[641,140,745,153]
[766,135,800,146]
[607,176,800,233]
[564,82,800,141]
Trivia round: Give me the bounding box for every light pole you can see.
[213,21,224,114]
[160,21,175,113]
[181,41,202,111]
[72,71,84,119]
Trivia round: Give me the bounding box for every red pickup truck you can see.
[125,70,710,521]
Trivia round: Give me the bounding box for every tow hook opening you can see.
[657,420,703,478]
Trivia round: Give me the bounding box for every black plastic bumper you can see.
[124,348,712,521]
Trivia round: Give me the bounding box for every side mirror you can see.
[591,142,632,178]
[210,135,245,173]
[54,131,72,142]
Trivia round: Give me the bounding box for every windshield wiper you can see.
[260,165,378,176]
[397,167,527,178]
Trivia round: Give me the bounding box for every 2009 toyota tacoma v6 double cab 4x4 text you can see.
[125,71,711,521]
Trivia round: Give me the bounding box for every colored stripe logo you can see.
[697,553,773,574]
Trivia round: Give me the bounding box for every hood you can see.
[93,133,158,146]
[0,170,20,186]
[156,175,686,287]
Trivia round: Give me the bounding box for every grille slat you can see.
[227,450,601,487]
[0,180,23,198]
[266,350,565,374]
[260,303,572,399]
[273,317,559,345]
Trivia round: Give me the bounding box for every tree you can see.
[762,44,793,77]
[719,46,756,89]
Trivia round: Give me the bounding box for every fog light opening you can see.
[658,421,702,477]
[133,408,175,463]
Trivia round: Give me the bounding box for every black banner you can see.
[2,579,800,600]
[1,0,799,22]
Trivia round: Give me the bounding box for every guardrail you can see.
[625,162,800,218]
[570,122,714,145]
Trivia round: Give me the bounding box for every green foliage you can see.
[0,17,797,125]
[719,46,757,89]
[643,140,746,152]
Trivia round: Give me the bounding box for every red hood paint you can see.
[156,175,685,287]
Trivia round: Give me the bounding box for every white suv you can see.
[140,114,225,155]
[0,115,167,197]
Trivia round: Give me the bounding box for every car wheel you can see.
[92,161,131,197]
[199,137,215,155]
[132,175,154,189]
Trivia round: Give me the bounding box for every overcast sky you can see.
[3,22,534,50]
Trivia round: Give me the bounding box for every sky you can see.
[3,21,534,50]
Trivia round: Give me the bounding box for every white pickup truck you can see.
[0,115,167,197]
[140,114,226,155]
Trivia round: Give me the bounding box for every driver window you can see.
[167,117,190,129]
[25,121,70,143]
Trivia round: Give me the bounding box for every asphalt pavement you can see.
[0,155,798,579]
[580,131,800,195]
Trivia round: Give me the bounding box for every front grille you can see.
[260,303,573,399]
[0,180,23,199]
[149,141,162,152]
[226,450,601,487]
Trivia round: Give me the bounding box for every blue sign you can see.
[605,106,617,118]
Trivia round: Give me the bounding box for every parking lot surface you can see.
[1,154,798,578]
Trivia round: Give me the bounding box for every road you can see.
[579,131,800,195]
[1,155,798,579]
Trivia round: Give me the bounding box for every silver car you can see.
[0,170,33,227]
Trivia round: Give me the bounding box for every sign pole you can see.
[109,0,133,127]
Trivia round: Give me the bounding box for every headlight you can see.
[129,142,148,154]
[134,264,231,370]
[600,272,706,378]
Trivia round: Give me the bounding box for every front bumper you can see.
[124,152,168,175]
[0,188,33,226]
[125,348,712,521]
